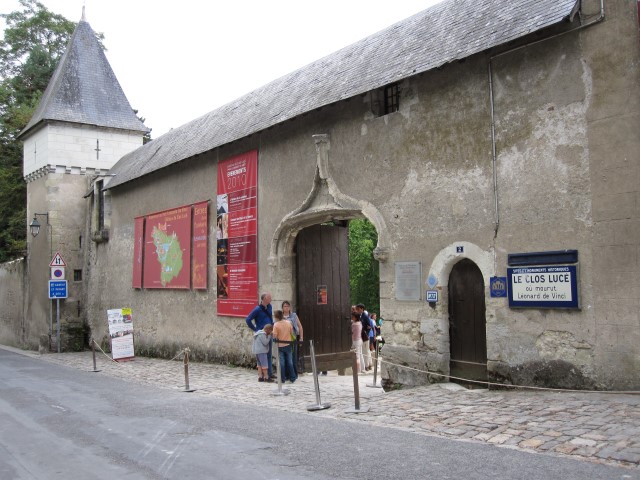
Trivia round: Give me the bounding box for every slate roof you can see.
[20,19,148,139]
[107,0,578,189]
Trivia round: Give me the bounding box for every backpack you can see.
[360,315,371,341]
[288,313,299,337]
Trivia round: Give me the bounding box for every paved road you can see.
[1,345,638,479]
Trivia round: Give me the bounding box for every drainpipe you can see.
[487,0,605,268]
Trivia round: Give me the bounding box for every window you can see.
[384,83,400,114]
[74,269,82,282]
[371,82,401,117]
[96,180,105,231]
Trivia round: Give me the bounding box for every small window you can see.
[96,180,105,231]
[384,83,400,114]
[371,82,401,117]
[74,269,83,282]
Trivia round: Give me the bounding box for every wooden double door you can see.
[296,223,352,356]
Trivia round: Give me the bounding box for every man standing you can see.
[246,292,274,378]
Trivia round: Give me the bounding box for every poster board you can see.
[107,308,135,361]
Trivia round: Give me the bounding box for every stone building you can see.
[5,0,639,390]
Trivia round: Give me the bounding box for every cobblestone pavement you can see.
[4,345,639,473]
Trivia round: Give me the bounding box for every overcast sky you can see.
[3,1,443,138]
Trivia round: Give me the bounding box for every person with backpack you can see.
[355,304,372,371]
[282,301,304,377]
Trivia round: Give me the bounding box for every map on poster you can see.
[107,308,135,361]
[143,206,192,289]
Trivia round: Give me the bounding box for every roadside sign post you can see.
[49,253,67,353]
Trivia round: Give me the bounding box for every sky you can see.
[2,1,443,138]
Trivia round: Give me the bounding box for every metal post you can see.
[90,339,101,372]
[307,340,330,411]
[367,339,383,388]
[345,349,369,413]
[271,339,290,396]
[182,348,195,392]
[56,298,60,353]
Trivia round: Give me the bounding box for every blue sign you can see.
[490,277,507,297]
[49,280,68,299]
[456,246,464,253]
[426,290,438,302]
[427,274,438,288]
[507,265,579,309]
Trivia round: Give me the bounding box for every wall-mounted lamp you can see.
[29,212,49,237]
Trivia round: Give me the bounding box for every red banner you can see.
[132,216,144,288]
[143,205,192,289]
[217,150,258,317]
[192,201,208,289]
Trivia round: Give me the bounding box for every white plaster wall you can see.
[23,122,143,177]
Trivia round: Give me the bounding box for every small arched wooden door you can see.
[296,223,352,356]
[448,259,487,383]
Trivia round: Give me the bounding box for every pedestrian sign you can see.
[49,280,68,299]
[50,252,66,267]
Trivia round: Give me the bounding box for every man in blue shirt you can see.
[246,292,274,378]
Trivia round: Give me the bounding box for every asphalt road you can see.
[0,349,637,480]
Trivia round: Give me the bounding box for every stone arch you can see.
[426,241,493,289]
[268,134,391,285]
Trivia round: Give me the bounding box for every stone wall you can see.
[0,258,25,347]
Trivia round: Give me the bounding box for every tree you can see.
[0,1,78,261]
[348,218,380,314]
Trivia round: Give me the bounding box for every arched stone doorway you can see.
[448,258,487,384]
[268,134,390,357]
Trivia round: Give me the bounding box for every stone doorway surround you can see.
[267,134,390,302]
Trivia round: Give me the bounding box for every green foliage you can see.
[348,218,380,314]
[0,1,75,262]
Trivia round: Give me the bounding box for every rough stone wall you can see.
[81,1,639,389]
[0,258,25,347]
[26,173,90,351]
[585,0,640,388]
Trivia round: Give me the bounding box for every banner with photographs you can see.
[216,150,258,317]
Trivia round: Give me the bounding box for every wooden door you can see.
[448,259,487,383]
[296,223,351,356]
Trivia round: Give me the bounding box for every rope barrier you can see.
[450,358,488,367]
[372,353,640,395]
[91,339,124,365]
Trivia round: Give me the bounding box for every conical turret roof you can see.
[20,17,148,138]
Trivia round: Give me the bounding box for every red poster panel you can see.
[143,205,192,289]
[132,216,144,288]
[228,235,257,264]
[192,201,208,289]
[217,150,258,316]
[227,208,257,238]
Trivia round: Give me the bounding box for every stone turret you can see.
[19,11,148,351]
